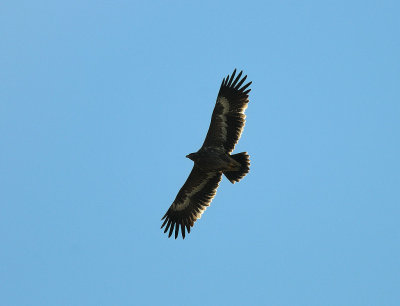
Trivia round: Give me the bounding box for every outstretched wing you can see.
[161,166,222,239]
[202,69,252,153]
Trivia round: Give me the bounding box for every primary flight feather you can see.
[161,69,252,239]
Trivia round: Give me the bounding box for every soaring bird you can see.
[161,69,252,239]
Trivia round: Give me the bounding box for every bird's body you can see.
[161,69,252,239]
[187,148,240,172]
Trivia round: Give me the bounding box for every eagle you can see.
[161,69,252,239]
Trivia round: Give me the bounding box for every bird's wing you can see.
[201,69,252,154]
[161,166,222,239]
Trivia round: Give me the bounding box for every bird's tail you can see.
[224,152,250,184]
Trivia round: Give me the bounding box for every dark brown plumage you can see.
[161,69,252,239]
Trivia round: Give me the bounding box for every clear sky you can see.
[1,1,399,305]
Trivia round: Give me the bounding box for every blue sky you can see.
[1,1,399,305]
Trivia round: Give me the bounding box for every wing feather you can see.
[202,69,252,153]
[161,166,222,239]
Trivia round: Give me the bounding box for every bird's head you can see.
[186,153,197,161]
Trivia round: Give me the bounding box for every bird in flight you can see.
[161,69,252,239]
